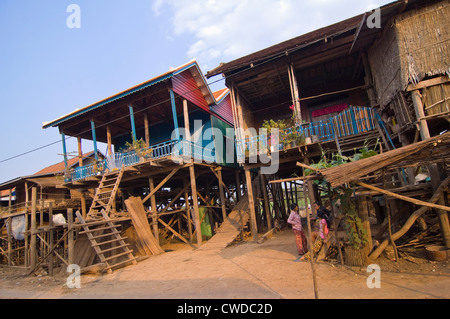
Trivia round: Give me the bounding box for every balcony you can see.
[65,139,216,183]
[236,106,381,162]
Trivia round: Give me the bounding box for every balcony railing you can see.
[66,139,216,183]
[236,106,378,162]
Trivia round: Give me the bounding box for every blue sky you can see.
[0,0,393,183]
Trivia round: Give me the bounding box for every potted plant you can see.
[123,138,153,161]
[262,119,288,151]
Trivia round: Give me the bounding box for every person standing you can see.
[288,203,308,257]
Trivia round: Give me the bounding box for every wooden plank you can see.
[125,197,164,255]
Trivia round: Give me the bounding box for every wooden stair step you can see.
[91,237,129,247]
[105,257,137,271]
[98,243,130,254]
[91,231,121,240]
[103,250,134,262]
[78,225,120,234]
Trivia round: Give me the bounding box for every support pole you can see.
[30,187,37,271]
[61,133,69,171]
[217,168,227,221]
[107,125,113,155]
[144,113,150,147]
[169,89,180,141]
[184,179,193,243]
[77,136,83,167]
[189,164,202,246]
[129,105,137,142]
[303,182,319,299]
[245,168,258,242]
[67,208,74,266]
[149,178,159,245]
[261,173,272,229]
[90,120,99,162]
[48,202,54,276]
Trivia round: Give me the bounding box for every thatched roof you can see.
[319,132,450,187]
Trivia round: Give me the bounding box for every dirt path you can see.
[1,229,449,299]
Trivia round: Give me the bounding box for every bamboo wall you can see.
[369,0,450,108]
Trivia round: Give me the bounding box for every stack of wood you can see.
[125,197,164,256]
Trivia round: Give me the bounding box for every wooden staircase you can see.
[76,210,137,274]
[77,166,137,273]
[86,168,124,220]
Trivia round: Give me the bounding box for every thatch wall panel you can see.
[396,1,450,88]
[369,0,449,108]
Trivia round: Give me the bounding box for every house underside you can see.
[1,0,449,273]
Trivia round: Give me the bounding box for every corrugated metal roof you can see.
[206,0,412,78]
[43,60,201,129]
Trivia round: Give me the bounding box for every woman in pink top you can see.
[287,203,308,256]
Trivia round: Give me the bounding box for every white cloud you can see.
[153,0,393,72]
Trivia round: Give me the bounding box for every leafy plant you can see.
[122,138,153,159]
[304,143,379,249]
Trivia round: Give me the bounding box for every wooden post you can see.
[61,133,69,172]
[81,192,87,220]
[149,178,159,245]
[261,173,272,229]
[77,136,83,167]
[411,89,431,140]
[189,164,202,246]
[129,105,137,142]
[303,182,319,299]
[7,217,12,266]
[235,171,241,201]
[48,203,54,276]
[90,120,99,162]
[67,208,74,266]
[30,187,37,271]
[184,179,193,243]
[328,184,344,265]
[144,113,150,147]
[169,89,180,141]
[107,125,113,155]
[245,168,258,242]
[217,168,227,221]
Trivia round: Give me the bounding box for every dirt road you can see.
[1,229,449,299]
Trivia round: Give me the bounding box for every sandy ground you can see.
[0,229,449,300]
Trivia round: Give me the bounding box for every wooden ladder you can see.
[76,210,137,274]
[87,167,124,220]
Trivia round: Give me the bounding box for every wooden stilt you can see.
[67,208,74,266]
[217,168,227,221]
[184,179,193,243]
[30,187,37,271]
[261,173,272,229]
[149,178,159,244]
[245,168,258,242]
[303,183,319,299]
[189,164,202,246]
[48,203,54,276]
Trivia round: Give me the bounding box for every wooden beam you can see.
[356,181,450,212]
[407,75,450,91]
[142,167,181,204]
